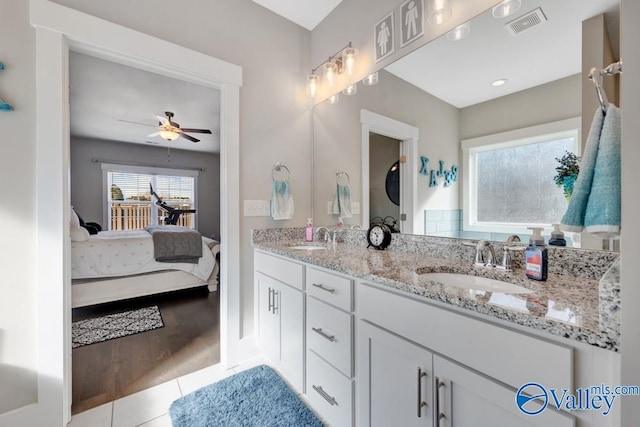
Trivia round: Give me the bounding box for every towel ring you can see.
[336,170,350,186]
[272,163,290,181]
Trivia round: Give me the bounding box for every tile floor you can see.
[68,357,326,427]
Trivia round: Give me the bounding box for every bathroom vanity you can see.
[252,229,620,427]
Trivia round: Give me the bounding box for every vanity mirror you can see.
[312,0,620,250]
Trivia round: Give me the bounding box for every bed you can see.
[71,229,220,308]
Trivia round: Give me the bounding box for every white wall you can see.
[0,0,38,415]
[313,70,460,229]
[70,137,221,239]
[620,0,640,423]
[50,0,312,337]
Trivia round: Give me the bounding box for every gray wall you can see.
[0,0,38,414]
[70,137,221,239]
[369,133,400,222]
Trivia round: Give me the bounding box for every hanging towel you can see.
[560,108,605,232]
[271,180,294,220]
[584,104,621,237]
[332,184,353,218]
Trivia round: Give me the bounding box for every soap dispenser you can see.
[525,227,548,281]
[548,224,566,246]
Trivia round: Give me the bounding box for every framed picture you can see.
[374,11,394,62]
[400,0,424,48]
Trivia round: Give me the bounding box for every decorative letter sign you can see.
[0,62,13,111]
[419,156,457,188]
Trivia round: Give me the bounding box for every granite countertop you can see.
[253,234,620,352]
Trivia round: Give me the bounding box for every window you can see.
[462,118,580,234]
[102,163,198,231]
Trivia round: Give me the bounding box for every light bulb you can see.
[492,0,522,18]
[343,84,357,96]
[428,0,452,25]
[159,130,179,141]
[343,47,356,76]
[327,94,340,104]
[306,74,318,98]
[447,21,471,41]
[362,72,379,86]
[325,60,337,87]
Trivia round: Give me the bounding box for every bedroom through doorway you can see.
[68,51,223,414]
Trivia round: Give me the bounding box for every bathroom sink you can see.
[288,244,327,251]
[419,272,534,294]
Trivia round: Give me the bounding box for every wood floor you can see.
[71,286,220,415]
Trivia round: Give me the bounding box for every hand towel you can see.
[560,108,605,232]
[584,104,621,237]
[271,180,294,220]
[332,183,353,218]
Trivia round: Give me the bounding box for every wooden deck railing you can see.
[110,202,193,230]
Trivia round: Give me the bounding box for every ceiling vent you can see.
[505,7,547,36]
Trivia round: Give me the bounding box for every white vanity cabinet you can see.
[254,251,304,392]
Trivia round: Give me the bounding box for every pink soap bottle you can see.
[305,218,314,242]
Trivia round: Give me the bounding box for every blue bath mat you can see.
[169,365,323,427]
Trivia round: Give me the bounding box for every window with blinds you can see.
[102,164,197,231]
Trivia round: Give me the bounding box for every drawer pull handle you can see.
[435,377,446,424]
[312,327,336,342]
[267,287,273,313]
[417,368,428,417]
[312,385,337,406]
[312,283,336,293]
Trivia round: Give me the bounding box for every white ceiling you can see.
[252,0,343,30]
[69,52,221,153]
[385,0,620,108]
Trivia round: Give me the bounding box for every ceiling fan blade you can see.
[118,119,158,128]
[180,128,212,134]
[156,115,169,126]
[180,133,200,143]
[147,132,160,137]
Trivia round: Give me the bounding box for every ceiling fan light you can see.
[159,130,179,141]
[492,0,521,18]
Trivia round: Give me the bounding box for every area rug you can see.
[72,306,164,348]
[169,365,323,427]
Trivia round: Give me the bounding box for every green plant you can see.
[554,151,580,201]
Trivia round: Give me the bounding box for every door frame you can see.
[28,1,243,424]
[361,109,419,234]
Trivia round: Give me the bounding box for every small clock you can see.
[367,223,392,250]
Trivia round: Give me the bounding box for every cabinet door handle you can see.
[272,290,278,314]
[311,327,336,342]
[312,384,337,406]
[312,282,336,293]
[267,287,273,313]
[417,368,428,417]
[434,377,446,424]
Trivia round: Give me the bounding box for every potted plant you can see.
[554,151,580,201]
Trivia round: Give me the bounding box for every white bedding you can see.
[71,230,215,281]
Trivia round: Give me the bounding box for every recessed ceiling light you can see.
[492,0,522,18]
[491,79,508,87]
[446,22,471,41]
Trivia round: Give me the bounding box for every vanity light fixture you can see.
[343,83,358,96]
[446,21,471,41]
[491,78,508,87]
[492,0,522,18]
[428,0,452,25]
[327,94,340,104]
[362,72,379,86]
[305,42,356,98]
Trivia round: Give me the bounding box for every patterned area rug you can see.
[72,306,164,348]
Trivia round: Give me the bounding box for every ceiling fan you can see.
[119,111,212,143]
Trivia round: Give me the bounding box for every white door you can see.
[357,321,433,427]
[433,355,575,427]
[256,273,280,363]
[277,282,304,391]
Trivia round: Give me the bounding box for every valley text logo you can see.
[516,382,640,416]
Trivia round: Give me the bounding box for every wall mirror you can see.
[312,0,620,250]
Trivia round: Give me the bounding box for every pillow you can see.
[70,207,81,229]
[70,226,90,242]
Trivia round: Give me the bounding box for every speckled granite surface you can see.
[252,228,620,351]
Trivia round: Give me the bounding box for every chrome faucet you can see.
[315,226,331,243]
[475,240,496,268]
[497,247,512,271]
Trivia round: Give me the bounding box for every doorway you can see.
[369,133,401,229]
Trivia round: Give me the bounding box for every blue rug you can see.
[169,365,324,427]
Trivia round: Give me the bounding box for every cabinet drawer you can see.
[306,350,353,427]
[358,283,573,392]
[254,250,304,290]
[306,266,353,311]
[307,297,353,377]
